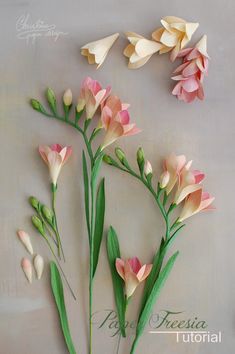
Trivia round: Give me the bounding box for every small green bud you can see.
[103,154,113,165]
[29,196,40,210]
[32,215,45,236]
[41,205,54,226]
[115,148,126,163]
[30,99,46,114]
[137,147,145,175]
[46,88,57,114]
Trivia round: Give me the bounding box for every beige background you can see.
[0,0,234,353]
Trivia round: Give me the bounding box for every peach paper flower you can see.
[171,35,209,103]
[39,144,72,186]
[178,189,215,222]
[124,32,163,69]
[81,33,119,68]
[77,77,111,118]
[162,153,187,194]
[174,162,205,205]
[100,95,141,149]
[152,16,199,61]
[116,257,152,298]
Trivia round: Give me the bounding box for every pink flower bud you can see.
[144,160,152,176]
[159,170,170,189]
[17,230,34,255]
[21,258,33,283]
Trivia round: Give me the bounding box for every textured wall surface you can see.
[0,0,234,353]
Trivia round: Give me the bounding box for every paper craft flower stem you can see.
[30,78,140,354]
[104,148,214,354]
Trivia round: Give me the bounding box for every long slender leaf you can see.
[106,226,126,337]
[92,178,105,277]
[136,251,179,339]
[82,151,90,241]
[50,262,76,354]
[91,154,103,191]
[139,238,165,318]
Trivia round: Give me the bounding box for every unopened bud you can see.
[41,205,54,226]
[103,154,113,165]
[144,160,153,176]
[46,88,57,114]
[137,147,145,175]
[31,216,45,236]
[29,196,40,210]
[30,99,46,114]
[115,148,126,163]
[63,89,72,106]
[159,171,170,189]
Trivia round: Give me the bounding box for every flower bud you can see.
[159,171,170,189]
[31,215,45,236]
[29,196,40,210]
[41,205,54,226]
[115,148,126,163]
[137,147,145,175]
[63,89,72,106]
[103,154,113,165]
[34,254,44,280]
[144,160,153,176]
[46,88,57,114]
[30,99,46,114]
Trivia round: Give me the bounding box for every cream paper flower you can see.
[152,16,199,61]
[81,33,119,68]
[123,32,163,69]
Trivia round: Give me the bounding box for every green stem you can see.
[43,234,76,300]
[51,184,66,262]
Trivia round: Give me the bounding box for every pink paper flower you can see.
[77,77,111,119]
[100,95,141,149]
[162,153,187,194]
[116,257,152,298]
[178,189,215,222]
[39,144,72,186]
[172,35,209,103]
[174,162,205,205]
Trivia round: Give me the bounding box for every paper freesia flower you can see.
[162,153,187,194]
[123,32,163,69]
[39,144,72,186]
[172,35,209,103]
[178,189,215,222]
[174,163,205,205]
[152,16,199,61]
[81,33,119,68]
[116,257,152,298]
[17,230,33,255]
[77,77,111,118]
[100,95,140,149]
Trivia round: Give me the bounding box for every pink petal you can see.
[118,110,130,125]
[182,77,199,92]
[128,257,142,274]
[51,144,63,153]
[182,62,198,76]
[115,258,125,280]
[137,264,152,281]
[192,170,205,183]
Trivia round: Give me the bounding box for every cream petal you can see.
[152,27,164,42]
[135,39,162,57]
[175,184,202,205]
[196,35,209,58]
[160,30,179,47]
[123,43,135,58]
[163,16,186,24]
[178,189,203,221]
[128,55,152,69]
[34,254,44,280]
[185,22,199,40]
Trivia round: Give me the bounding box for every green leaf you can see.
[91,153,103,190]
[106,226,126,337]
[139,238,165,317]
[82,151,90,241]
[46,88,57,115]
[135,251,179,341]
[92,178,105,277]
[50,262,76,354]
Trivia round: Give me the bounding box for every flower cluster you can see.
[159,153,214,220]
[172,35,209,103]
[76,77,140,148]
